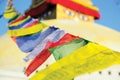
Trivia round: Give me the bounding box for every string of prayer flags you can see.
[16,26,58,53]
[8,13,21,23]
[24,29,66,60]
[30,42,120,80]
[25,33,80,76]
[49,38,89,60]
[4,0,18,19]
[7,23,47,36]
[3,1,120,80]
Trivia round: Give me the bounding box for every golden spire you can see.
[78,0,93,5]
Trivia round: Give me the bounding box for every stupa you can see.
[25,0,100,22]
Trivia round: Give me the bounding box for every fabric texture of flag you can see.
[49,38,89,60]
[16,26,58,53]
[30,42,120,80]
[25,33,80,76]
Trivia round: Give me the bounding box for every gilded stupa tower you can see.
[25,0,100,22]
[56,0,100,22]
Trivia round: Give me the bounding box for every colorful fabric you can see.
[16,26,58,53]
[5,7,15,13]
[25,33,80,76]
[0,14,3,18]
[4,10,17,19]
[4,4,18,19]
[8,13,21,23]
[23,19,38,28]
[24,29,66,61]
[49,38,89,60]
[9,14,27,25]
[9,19,38,42]
[9,17,33,30]
[8,16,31,27]
[7,22,47,36]
[30,42,120,80]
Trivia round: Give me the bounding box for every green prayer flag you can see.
[49,38,89,60]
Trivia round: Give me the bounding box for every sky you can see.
[92,0,120,31]
[0,0,120,36]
